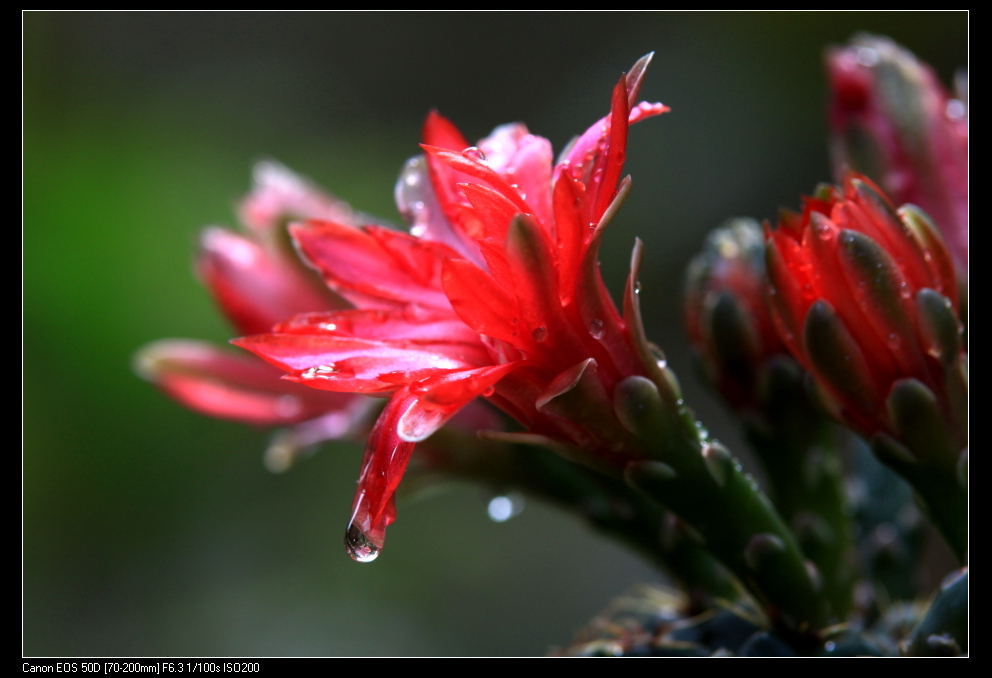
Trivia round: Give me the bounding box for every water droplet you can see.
[946,99,966,121]
[634,281,642,294]
[410,224,427,237]
[344,523,380,563]
[923,251,933,263]
[887,333,902,350]
[531,326,548,342]
[487,493,525,522]
[461,146,487,162]
[589,318,605,339]
[301,364,338,379]
[814,220,833,241]
[482,386,495,397]
[899,282,912,300]
[694,421,710,440]
[856,46,879,67]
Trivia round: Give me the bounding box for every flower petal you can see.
[198,227,343,336]
[134,339,354,425]
[291,219,456,310]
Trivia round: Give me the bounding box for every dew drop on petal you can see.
[634,281,642,294]
[482,386,495,397]
[815,220,834,241]
[531,326,548,342]
[899,282,912,300]
[344,523,380,563]
[887,333,902,350]
[461,146,487,162]
[856,46,880,67]
[589,318,605,339]
[946,99,966,121]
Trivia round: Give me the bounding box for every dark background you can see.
[24,12,967,656]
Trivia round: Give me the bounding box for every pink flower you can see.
[236,55,669,561]
[135,162,374,472]
[826,34,968,272]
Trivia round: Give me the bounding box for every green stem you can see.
[616,376,829,632]
[415,427,741,604]
[743,358,855,621]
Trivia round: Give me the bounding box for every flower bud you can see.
[684,219,784,410]
[765,173,963,446]
[826,34,968,272]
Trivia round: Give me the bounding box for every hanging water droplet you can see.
[487,493,525,522]
[589,318,605,339]
[344,523,380,563]
[531,326,548,342]
[461,146,487,162]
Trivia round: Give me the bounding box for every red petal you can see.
[442,258,523,346]
[422,110,470,152]
[400,363,517,440]
[135,339,354,425]
[346,389,419,557]
[198,227,342,335]
[592,76,631,222]
[291,219,455,310]
[274,307,480,344]
[552,171,589,304]
[233,333,490,393]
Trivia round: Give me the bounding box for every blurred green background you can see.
[24,12,967,656]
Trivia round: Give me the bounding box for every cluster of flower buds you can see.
[765,173,967,560]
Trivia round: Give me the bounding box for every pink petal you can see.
[134,339,355,425]
[239,160,370,233]
[198,227,342,336]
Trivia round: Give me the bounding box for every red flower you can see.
[764,173,961,441]
[236,56,669,561]
[135,162,374,471]
[827,34,968,272]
